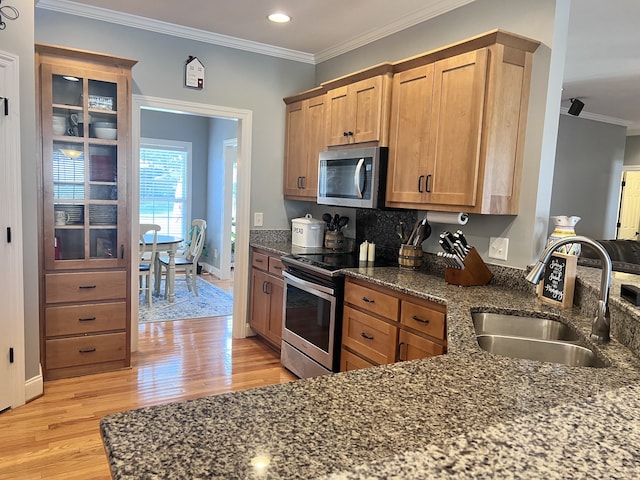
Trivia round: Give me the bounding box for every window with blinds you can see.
[139,138,192,238]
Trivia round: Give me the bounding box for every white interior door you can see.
[617,170,640,239]
[0,50,25,411]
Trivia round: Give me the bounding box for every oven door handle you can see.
[283,270,336,297]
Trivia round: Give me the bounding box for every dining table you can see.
[143,234,183,303]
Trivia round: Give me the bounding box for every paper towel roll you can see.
[425,212,468,225]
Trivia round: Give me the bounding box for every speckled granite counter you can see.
[101,240,640,479]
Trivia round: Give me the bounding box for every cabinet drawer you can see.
[398,330,445,361]
[345,281,399,321]
[45,271,126,304]
[252,251,269,271]
[45,332,127,369]
[45,302,126,337]
[340,348,376,372]
[342,306,397,365]
[401,301,446,340]
[268,256,284,278]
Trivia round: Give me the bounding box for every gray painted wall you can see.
[550,115,627,239]
[625,136,640,166]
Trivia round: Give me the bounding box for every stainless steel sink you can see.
[476,334,607,368]
[472,312,580,341]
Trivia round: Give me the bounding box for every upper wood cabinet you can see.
[324,74,392,146]
[386,35,539,214]
[283,92,326,200]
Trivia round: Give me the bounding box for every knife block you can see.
[444,247,493,286]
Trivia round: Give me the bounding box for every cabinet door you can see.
[40,63,129,270]
[398,330,445,361]
[283,101,306,197]
[265,276,283,346]
[426,49,488,207]
[283,96,325,200]
[325,85,351,146]
[386,65,435,205]
[249,268,270,337]
[350,76,384,143]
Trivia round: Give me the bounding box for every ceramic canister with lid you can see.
[291,214,325,247]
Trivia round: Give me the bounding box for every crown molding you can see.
[560,106,632,128]
[315,0,474,63]
[35,0,316,64]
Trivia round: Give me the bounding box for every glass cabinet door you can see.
[42,64,127,269]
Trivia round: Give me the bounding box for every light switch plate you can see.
[254,212,264,227]
[489,236,509,261]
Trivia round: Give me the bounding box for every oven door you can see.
[281,270,337,371]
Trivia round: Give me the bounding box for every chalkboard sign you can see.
[537,252,577,308]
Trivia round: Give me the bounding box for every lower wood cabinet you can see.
[340,277,446,372]
[249,248,284,350]
[43,271,130,380]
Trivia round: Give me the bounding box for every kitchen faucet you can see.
[525,236,612,343]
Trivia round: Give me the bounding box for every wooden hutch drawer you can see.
[342,306,398,365]
[45,302,127,337]
[45,271,126,304]
[398,330,445,361]
[344,280,399,321]
[400,300,446,340]
[268,256,284,278]
[252,251,269,271]
[45,332,127,369]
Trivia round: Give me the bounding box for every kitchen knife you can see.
[439,232,456,253]
[456,230,471,250]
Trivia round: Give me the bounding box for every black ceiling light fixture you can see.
[568,98,585,116]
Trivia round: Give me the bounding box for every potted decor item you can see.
[548,215,581,255]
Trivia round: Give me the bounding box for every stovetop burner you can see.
[282,250,397,278]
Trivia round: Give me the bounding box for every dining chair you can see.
[159,219,207,297]
[139,224,161,306]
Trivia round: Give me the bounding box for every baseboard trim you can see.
[25,365,44,402]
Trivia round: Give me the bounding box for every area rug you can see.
[139,278,233,323]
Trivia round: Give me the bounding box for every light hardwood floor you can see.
[0,274,296,480]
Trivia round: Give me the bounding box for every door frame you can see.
[615,165,640,239]
[0,50,26,409]
[130,95,253,349]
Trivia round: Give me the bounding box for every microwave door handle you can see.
[354,158,365,198]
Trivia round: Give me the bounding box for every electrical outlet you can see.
[254,212,264,227]
[489,237,509,261]
[213,248,219,259]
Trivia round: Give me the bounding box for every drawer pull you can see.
[255,258,264,263]
[273,265,282,271]
[79,316,97,322]
[360,332,374,340]
[411,315,430,324]
[79,285,97,289]
[361,296,375,303]
[79,347,96,353]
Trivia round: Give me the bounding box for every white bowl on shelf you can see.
[94,127,117,140]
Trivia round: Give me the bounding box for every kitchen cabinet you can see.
[36,44,136,380]
[324,71,392,146]
[340,277,446,371]
[386,34,539,214]
[249,248,284,349]
[283,90,326,200]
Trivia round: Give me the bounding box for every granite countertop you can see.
[100,240,640,479]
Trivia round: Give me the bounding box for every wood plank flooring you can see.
[0,274,296,480]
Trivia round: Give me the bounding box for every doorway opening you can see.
[616,167,640,239]
[131,95,253,351]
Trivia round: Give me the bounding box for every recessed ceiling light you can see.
[268,12,291,23]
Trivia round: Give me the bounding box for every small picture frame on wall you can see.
[185,56,205,89]
[536,252,577,308]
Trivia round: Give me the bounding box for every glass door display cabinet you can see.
[36,44,137,380]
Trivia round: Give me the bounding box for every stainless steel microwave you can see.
[317,146,388,209]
